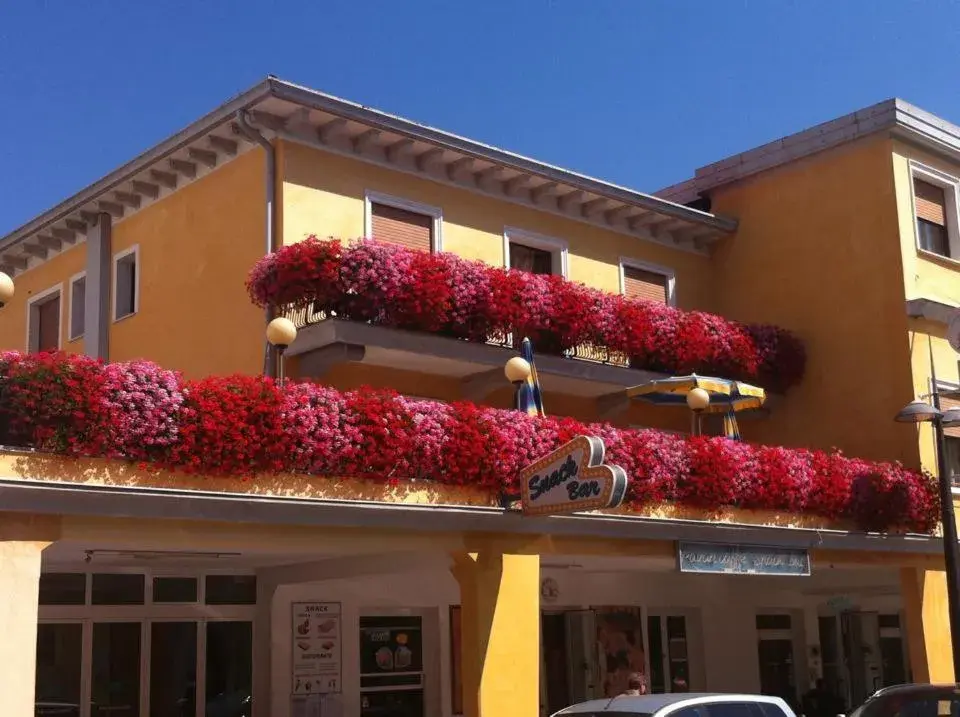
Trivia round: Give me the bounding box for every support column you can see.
[252,573,279,717]
[0,514,60,717]
[451,551,540,717]
[901,567,954,683]
[84,212,112,360]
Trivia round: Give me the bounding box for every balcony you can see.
[0,352,938,534]
[248,239,808,399]
[285,312,663,409]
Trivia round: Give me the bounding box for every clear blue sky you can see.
[2,0,960,235]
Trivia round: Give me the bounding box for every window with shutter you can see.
[370,202,433,252]
[914,178,951,257]
[623,265,670,304]
[34,294,61,352]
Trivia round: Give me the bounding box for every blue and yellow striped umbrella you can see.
[515,338,546,417]
[626,374,765,439]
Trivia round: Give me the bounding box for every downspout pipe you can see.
[235,110,278,378]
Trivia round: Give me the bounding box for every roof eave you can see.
[0,76,737,269]
[0,79,275,254]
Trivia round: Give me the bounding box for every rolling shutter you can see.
[914,179,946,226]
[623,265,669,304]
[944,395,960,439]
[371,202,433,252]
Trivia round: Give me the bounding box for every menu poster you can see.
[291,602,342,695]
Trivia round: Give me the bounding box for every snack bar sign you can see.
[520,435,627,516]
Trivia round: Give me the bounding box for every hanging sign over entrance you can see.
[677,542,811,577]
[520,435,628,516]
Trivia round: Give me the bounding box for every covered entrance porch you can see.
[0,474,953,717]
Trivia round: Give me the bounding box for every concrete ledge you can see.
[287,318,666,397]
[0,452,944,557]
[907,297,958,324]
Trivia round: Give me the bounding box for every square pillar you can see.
[83,212,112,360]
[901,567,954,683]
[252,573,279,717]
[451,552,540,717]
[0,514,59,717]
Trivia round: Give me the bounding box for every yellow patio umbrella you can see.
[625,374,766,439]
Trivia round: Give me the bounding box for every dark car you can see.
[847,685,960,717]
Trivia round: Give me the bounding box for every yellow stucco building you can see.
[0,80,958,717]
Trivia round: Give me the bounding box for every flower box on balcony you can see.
[0,352,937,534]
[247,239,807,391]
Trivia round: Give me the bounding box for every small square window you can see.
[205,575,256,605]
[91,573,145,605]
[504,229,566,277]
[69,274,85,341]
[509,242,554,275]
[621,261,674,305]
[153,576,198,603]
[364,191,442,253]
[113,248,138,320]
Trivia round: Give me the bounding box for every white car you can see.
[552,693,798,717]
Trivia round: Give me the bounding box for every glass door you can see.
[595,607,645,698]
[149,621,197,717]
[36,622,83,717]
[205,621,253,717]
[564,610,598,704]
[756,614,798,708]
[91,622,142,717]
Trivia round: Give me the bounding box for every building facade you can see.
[0,79,957,717]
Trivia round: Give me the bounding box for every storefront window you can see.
[206,621,253,717]
[91,622,141,717]
[36,623,82,717]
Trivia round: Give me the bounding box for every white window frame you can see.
[364,189,443,252]
[112,245,140,322]
[909,160,960,264]
[26,282,63,352]
[503,227,569,277]
[619,256,677,306]
[68,271,86,342]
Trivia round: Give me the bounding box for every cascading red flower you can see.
[0,352,937,533]
[246,239,807,389]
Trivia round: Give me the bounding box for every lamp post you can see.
[687,387,710,436]
[0,271,14,308]
[895,393,960,678]
[265,317,298,386]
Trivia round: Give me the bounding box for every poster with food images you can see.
[291,602,342,694]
